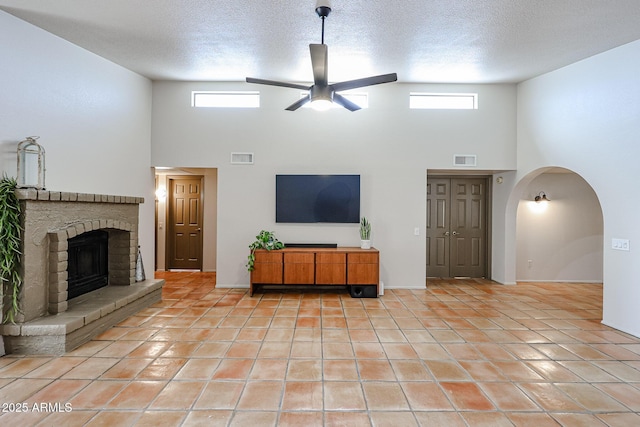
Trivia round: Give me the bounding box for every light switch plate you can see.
[612,238,630,251]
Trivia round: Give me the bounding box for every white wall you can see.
[510,40,640,337]
[0,11,155,273]
[516,172,603,282]
[151,81,517,288]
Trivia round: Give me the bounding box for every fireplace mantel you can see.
[0,189,164,355]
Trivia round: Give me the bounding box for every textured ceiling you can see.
[2,0,640,83]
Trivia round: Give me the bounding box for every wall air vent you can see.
[453,154,477,167]
[230,152,254,165]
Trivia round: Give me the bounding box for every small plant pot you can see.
[360,239,371,250]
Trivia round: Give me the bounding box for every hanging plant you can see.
[246,230,284,272]
[0,175,23,324]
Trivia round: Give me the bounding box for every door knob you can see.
[452,230,458,235]
[444,231,450,236]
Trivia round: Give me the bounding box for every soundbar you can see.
[284,243,338,248]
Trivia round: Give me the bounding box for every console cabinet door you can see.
[316,253,346,285]
[284,252,315,284]
[347,252,379,285]
[251,251,283,284]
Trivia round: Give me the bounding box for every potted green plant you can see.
[246,230,285,271]
[360,217,371,249]
[0,175,23,324]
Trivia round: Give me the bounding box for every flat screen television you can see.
[276,174,360,223]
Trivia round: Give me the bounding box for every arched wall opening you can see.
[514,168,603,283]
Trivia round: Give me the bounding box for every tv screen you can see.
[276,175,360,223]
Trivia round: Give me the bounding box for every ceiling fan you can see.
[246,1,397,111]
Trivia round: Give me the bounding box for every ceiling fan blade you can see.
[333,93,361,112]
[285,94,311,111]
[331,73,398,92]
[309,44,328,86]
[246,77,310,91]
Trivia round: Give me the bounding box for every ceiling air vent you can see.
[453,154,477,167]
[230,152,254,165]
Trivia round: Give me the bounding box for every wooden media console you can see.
[250,247,379,297]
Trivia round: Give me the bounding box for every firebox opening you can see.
[67,230,109,299]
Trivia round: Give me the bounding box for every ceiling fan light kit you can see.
[246,0,397,111]
[309,85,333,111]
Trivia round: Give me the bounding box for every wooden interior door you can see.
[427,177,487,278]
[167,177,204,270]
[450,178,486,277]
[426,178,451,278]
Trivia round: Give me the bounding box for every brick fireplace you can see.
[0,189,164,355]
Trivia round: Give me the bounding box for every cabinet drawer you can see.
[284,263,315,284]
[348,252,378,264]
[284,252,315,263]
[254,251,283,263]
[347,263,379,285]
[316,253,346,264]
[251,263,283,284]
[316,263,346,285]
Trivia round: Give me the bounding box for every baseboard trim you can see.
[383,285,425,290]
[216,284,249,289]
[517,280,602,284]
[601,319,640,339]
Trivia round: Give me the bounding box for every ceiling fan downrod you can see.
[315,0,332,44]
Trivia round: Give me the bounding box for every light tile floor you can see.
[1,272,640,426]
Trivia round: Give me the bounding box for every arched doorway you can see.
[515,168,603,283]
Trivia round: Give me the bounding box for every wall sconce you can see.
[534,191,550,203]
[155,186,167,201]
[17,136,46,189]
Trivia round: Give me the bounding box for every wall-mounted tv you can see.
[276,174,360,223]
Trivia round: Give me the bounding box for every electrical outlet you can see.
[612,238,630,251]
[527,260,533,268]
[414,227,420,236]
